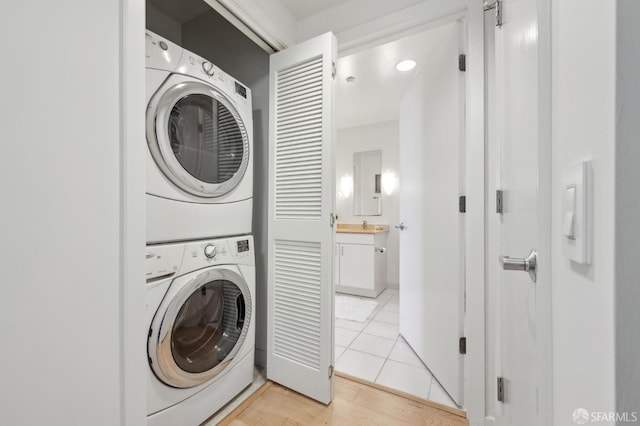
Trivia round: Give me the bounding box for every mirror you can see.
[353,150,382,216]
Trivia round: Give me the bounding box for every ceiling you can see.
[335,22,457,129]
[279,0,345,20]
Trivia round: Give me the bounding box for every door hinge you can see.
[331,62,336,80]
[484,0,503,27]
[459,196,466,213]
[328,364,334,378]
[458,54,466,72]
[496,189,504,214]
[459,337,467,354]
[497,377,505,402]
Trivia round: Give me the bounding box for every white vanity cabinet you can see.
[334,226,388,298]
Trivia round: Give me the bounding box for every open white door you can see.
[267,32,337,405]
[398,22,464,405]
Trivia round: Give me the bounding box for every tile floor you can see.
[334,288,459,409]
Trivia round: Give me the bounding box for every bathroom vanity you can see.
[334,224,388,298]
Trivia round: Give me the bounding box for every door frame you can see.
[535,0,553,423]
[121,0,147,424]
[484,0,553,424]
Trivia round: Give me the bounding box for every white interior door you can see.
[398,22,464,405]
[267,32,337,405]
[493,0,540,423]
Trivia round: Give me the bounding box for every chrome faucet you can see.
[362,220,368,229]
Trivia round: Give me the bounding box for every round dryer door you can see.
[147,78,249,198]
[148,268,252,388]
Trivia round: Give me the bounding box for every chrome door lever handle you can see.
[499,249,537,283]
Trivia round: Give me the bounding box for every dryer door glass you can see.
[171,279,245,374]
[169,94,244,185]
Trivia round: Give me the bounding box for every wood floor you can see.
[218,375,469,426]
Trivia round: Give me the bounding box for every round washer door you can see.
[147,76,249,198]
[148,268,252,388]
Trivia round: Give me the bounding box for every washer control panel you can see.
[234,238,251,260]
[203,244,218,259]
[148,236,255,279]
[145,245,184,281]
[180,235,255,272]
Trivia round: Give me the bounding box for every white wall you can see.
[336,121,400,287]
[551,0,616,423]
[182,11,270,367]
[0,0,146,425]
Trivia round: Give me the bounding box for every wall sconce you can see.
[338,174,353,198]
[381,171,397,195]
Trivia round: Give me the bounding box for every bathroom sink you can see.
[336,223,389,234]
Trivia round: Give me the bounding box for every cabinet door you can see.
[339,244,374,290]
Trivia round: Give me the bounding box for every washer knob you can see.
[204,244,217,259]
[202,61,215,76]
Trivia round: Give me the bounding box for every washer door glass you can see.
[171,279,244,374]
[147,79,249,198]
[149,268,251,389]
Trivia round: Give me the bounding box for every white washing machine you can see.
[145,235,255,426]
[146,31,253,243]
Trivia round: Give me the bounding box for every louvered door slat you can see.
[273,239,322,369]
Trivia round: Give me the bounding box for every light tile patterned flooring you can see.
[334,289,458,409]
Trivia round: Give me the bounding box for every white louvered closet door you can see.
[267,32,336,405]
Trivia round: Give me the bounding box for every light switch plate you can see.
[563,186,576,239]
[562,160,591,264]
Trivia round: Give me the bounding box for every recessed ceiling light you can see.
[346,76,356,83]
[395,59,416,72]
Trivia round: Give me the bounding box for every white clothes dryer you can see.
[146,31,253,243]
[145,235,255,426]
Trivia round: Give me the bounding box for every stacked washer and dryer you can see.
[144,31,255,426]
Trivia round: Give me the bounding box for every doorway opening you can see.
[333,19,466,411]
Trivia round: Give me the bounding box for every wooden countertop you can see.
[336,223,389,234]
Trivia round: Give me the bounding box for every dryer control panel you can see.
[145,31,183,72]
[175,50,252,112]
